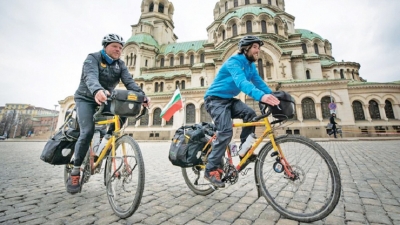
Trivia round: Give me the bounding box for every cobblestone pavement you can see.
[1,140,400,225]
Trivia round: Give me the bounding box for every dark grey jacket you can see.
[74,51,144,102]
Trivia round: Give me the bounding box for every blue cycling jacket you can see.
[205,53,272,101]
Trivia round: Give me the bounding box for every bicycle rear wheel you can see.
[182,166,215,195]
[105,135,145,218]
[255,135,341,222]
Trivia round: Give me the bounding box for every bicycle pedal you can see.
[209,184,218,191]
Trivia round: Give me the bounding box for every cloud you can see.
[0,0,398,110]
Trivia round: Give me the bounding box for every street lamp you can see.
[49,105,58,138]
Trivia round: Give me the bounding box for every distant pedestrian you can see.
[328,113,338,138]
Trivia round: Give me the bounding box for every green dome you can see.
[295,29,324,41]
[222,6,276,23]
[126,33,160,48]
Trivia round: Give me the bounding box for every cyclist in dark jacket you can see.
[203,36,280,188]
[328,113,338,138]
[67,33,150,194]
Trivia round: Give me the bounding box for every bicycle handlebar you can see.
[93,97,149,122]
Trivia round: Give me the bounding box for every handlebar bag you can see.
[103,90,144,117]
[271,91,295,120]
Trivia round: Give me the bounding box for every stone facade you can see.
[58,0,400,139]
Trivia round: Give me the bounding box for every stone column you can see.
[363,104,371,122]
[296,104,303,122]
[379,104,388,121]
[315,103,323,122]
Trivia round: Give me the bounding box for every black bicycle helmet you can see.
[102,33,125,47]
[238,35,264,49]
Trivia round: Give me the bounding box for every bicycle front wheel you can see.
[105,135,145,218]
[255,135,341,222]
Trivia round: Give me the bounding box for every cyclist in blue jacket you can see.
[204,36,280,188]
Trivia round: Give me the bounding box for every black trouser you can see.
[329,124,337,138]
[73,100,126,167]
[204,96,256,172]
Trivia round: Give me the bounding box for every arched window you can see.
[274,23,278,34]
[170,56,174,66]
[246,20,252,33]
[186,104,196,124]
[302,43,307,53]
[200,53,205,63]
[160,57,164,67]
[153,108,162,126]
[222,30,226,40]
[200,104,212,123]
[158,3,164,13]
[276,0,278,6]
[340,69,345,79]
[352,101,365,120]
[200,78,205,87]
[160,82,164,92]
[245,0,250,4]
[181,80,186,89]
[266,61,272,79]
[154,82,159,92]
[257,0,261,3]
[257,59,264,79]
[234,0,238,7]
[306,70,311,79]
[130,53,133,66]
[225,2,228,12]
[126,55,129,65]
[352,70,355,80]
[133,55,137,66]
[314,43,319,54]
[368,100,381,119]
[321,97,331,119]
[301,97,316,119]
[268,0,271,5]
[145,59,148,67]
[261,20,267,33]
[166,115,173,125]
[175,81,180,89]
[140,83,143,90]
[180,55,184,65]
[149,3,154,12]
[232,23,238,36]
[385,100,395,119]
[190,54,194,65]
[140,112,149,126]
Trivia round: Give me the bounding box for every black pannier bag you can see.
[40,109,80,165]
[270,91,295,120]
[169,122,215,168]
[102,89,144,117]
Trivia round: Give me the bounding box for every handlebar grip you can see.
[93,104,105,121]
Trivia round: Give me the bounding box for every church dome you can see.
[295,29,324,41]
[222,6,276,23]
[126,33,160,49]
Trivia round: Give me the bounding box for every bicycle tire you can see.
[255,135,341,222]
[105,135,145,218]
[182,166,215,196]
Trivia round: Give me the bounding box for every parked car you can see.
[0,136,6,140]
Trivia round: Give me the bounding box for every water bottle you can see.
[229,142,238,157]
[238,133,256,157]
[97,134,111,156]
[92,130,101,156]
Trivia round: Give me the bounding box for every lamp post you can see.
[49,105,58,138]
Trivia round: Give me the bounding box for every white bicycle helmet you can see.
[102,33,125,47]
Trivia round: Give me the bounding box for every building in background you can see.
[0,103,58,138]
[59,0,400,139]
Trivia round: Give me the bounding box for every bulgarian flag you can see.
[160,88,183,121]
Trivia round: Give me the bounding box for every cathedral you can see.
[59,0,400,139]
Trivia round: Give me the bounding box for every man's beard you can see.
[245,52,258,62]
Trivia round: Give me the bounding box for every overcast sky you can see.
[0,0,399,110]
